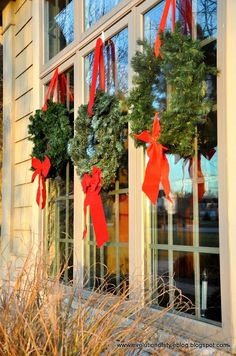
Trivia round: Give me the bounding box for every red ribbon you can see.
[42,68,59,111]
[81,167,109,248]
[31,156,51,209]
[107,39,117,92]
[87,38,105,117]
[179,0,193,34]
[134,113,172,205]
[59,72,74,104]
[154,0,192,57]
[184,148,216,201]
[43,68,74,111]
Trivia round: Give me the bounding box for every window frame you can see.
[142,0,220,325]
[39,0,234,346]
[135,0,229,344]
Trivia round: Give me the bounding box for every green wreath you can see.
[28,100,73,178]
[69,90,128,190]
[128,23,218,158]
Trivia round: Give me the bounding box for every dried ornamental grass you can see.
[0,257,193,356]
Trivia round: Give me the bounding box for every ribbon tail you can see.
[82,197,89,240]
[154,0,172,57]
[143,151,161,205]
[42,67,59,111]
[41,177,47,209]
[197,157,205,201]
[161,154,172,203]
[88,38,104,116]
[36,182,41,208]
[36,175,46,209]
[90,194,109,248]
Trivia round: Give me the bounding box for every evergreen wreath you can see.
[69,90,128,190]
[28,100,73,178]
[128,23,218,158]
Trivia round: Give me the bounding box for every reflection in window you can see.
[144,1,220,323]
[84,0,122,30]
[197,0,217,39]
[46,0,74,60]
[46,68,74,284]
[84,29,129,291]
[85,28,129,102]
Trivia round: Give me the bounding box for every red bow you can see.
[134,113,172,205]
[42,68,74,111]
[154,0,192,57]
[82,167,109,248]
[31,156,51,209]
[87,38,105,117]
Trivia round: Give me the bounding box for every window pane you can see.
[199,40,218,248]
[170,156,193,246]
[173,251,195,313]
[200,253,221,322]
[84,27,128,290]
[144,2,220,323]
[197,0,217,40]
[85,28,129,102]
[46,0,74,60]
[84,0,122,30]
[46,68,74,284]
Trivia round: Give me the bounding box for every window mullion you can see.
[115,181,120,287]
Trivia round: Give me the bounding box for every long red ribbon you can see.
[59,72,74,104]
[154,0,192,57]
[81,167,109,248]
[107,39,117,92]
[43,68,59,111]
[134,113,172,205]
[87,38,105,117]
[31,156,51,209]
[43,68,74,111]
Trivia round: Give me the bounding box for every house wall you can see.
[1,0,40,277]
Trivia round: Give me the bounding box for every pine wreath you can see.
[128,23,218,158]
[28,100,73,178]
[69,90,128,190]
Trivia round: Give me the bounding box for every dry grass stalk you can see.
[0,256,193,355]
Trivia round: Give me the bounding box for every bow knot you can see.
[134,113,172,205]
[31,156,51,209]
[82,167,102,195]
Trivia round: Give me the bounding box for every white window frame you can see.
[38,0,236,350]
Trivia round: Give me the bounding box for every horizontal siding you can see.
[15,89,33,120]
[14,139,32,164]
[15,0,32,34]
[14,183,32,208]
[13,207,32,230]
[15,0,28,13]
[12,231,32,257]
[15,43,33,78]
[15,19,32,56]
[15,66,33,99]
[14,160,32,186]
[14,115,31,142]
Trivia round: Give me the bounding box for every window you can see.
[144,0,220,323]
[46,0,74,60]
[46,68,74,284]
[84,0,122,30]
[84,28,129,290]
